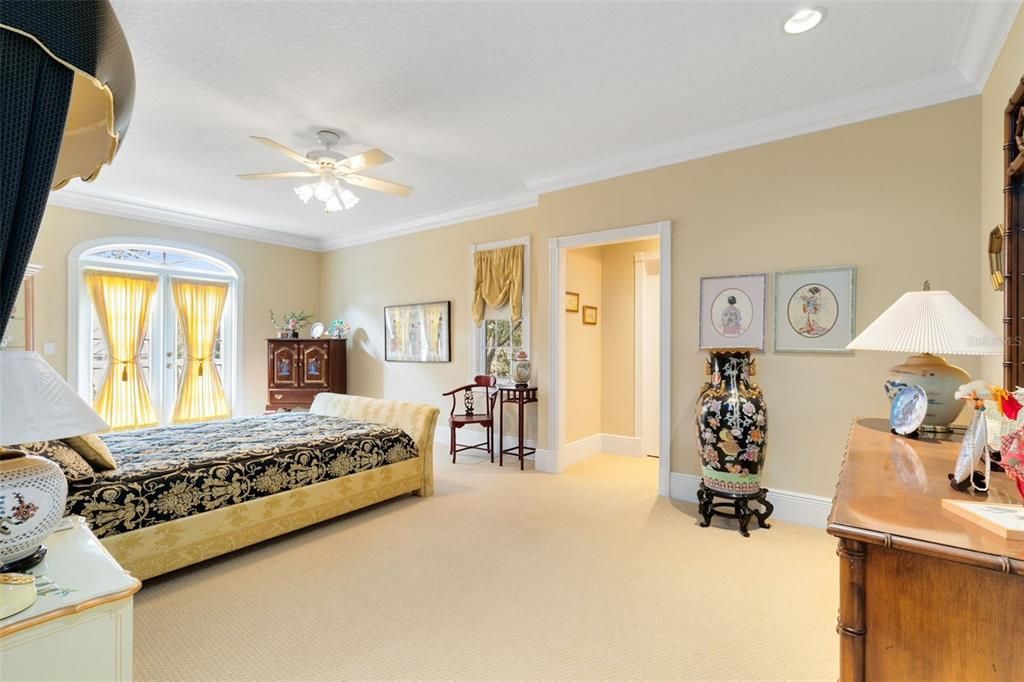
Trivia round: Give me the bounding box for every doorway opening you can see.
[547,221,671,496]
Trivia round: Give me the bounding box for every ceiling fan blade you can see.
[337,148,393,173]
[237,171,318,180]
[250,136,318,169]
[340,173,412,197]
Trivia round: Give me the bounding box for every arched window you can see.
[69,239,242,429]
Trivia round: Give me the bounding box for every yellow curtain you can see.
[171,279,230,424]
[472,244,524,325]
[86,271,159,431]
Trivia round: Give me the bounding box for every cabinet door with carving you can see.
[269,342,298,387]
[299,342,330,387]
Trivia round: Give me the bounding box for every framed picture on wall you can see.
[773,266,856,353]
[699,273,767,350]
[565,291,580,313]
[384,300,451,362]
[582,305,598,325]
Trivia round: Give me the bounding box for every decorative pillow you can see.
[16,440,96,483]
[62,434,117,471]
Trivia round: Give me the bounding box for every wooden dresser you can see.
[828,419,1024,681]
[266,338,346,411]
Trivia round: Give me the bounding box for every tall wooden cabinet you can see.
[266,338,346,411]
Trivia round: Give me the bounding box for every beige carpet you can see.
[134,453,838,681]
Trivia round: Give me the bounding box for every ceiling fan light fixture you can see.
[313,180,335,202]
[340,189,360,210]
[783,7,825,34]
[243,131,407,215]
[324,194,343,213]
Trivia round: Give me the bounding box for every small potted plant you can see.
[270,310,314,338]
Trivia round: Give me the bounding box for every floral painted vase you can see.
[696,350,768,495]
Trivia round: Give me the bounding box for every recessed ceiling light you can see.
[783,7,825,35]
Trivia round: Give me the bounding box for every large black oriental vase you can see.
[695,350,773,535]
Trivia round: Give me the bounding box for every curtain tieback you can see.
[111,357,140,382]
[186,354,214,377]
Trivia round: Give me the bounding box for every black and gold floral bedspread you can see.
[66,413,418,539]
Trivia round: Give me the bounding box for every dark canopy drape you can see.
[0,30,73,340]
[0,0,134,341]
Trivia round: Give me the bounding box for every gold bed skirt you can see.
[102,457,424,580]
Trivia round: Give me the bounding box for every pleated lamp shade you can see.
[847,290,1001,356]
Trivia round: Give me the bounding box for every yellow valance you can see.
[472,245,524,326]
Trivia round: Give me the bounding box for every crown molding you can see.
[317,191,538,251]
[47,187,322,252]
[954,0,1022,89]
[523,66,978,194]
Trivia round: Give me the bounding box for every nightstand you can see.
[0,516,140,681]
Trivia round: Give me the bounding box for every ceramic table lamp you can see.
[0,351,108,570]
[847,282,1002,431]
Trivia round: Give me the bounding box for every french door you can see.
[75,243,238,429]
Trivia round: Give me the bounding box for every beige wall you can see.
[981,8,1024,381]
[600,238,660,438]
[322,97,981,497]
[564,246,603,443]
[27,205,321,417]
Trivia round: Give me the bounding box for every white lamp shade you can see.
[847,290,1001,356]
[0,351,109,445]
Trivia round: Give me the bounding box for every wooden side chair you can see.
[443,375,498,463]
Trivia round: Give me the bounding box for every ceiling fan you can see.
[238,129,411,213]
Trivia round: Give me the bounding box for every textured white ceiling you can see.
[54,0,1019,250]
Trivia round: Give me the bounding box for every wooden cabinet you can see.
[828,419,1024,681]
[266,338,346,410]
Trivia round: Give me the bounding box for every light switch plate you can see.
[43,342,56,356]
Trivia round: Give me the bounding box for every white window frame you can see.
[68,237,244,424]
[468,235,531,383]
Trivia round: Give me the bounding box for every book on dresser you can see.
[267,338,347,411]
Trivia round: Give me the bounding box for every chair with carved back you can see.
[442,375,499,463]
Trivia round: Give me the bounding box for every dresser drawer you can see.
[267,388,325,405]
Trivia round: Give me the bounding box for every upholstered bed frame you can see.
[101,394,439,580]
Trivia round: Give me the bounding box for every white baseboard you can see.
[669,473,832,529]
[560,433,603,471]
[601,433,643,457]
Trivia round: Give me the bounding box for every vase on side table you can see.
[695,349,773,535]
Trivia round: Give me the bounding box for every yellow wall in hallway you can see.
[600,238,660,439]
[564,246,603,443]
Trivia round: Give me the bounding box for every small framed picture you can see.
[582,305,598,325]
[774,266,856,353]
[699,273,766,350]
[565,291,580,313]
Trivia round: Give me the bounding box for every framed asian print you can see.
[699,273,766,350]
[384,300,451,362]
[565,291,580,313]
[773,266,856,353]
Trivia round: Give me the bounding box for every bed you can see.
[87,393,438,580]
